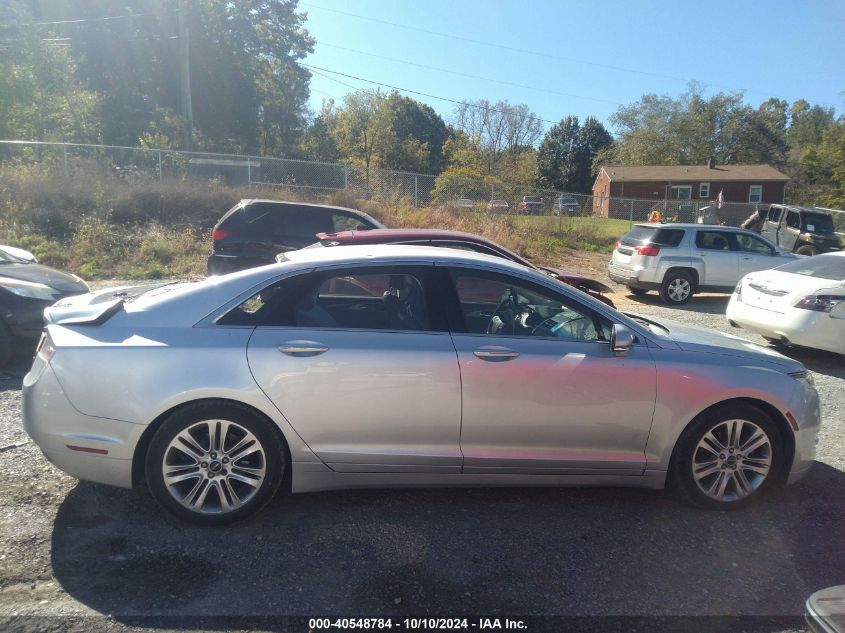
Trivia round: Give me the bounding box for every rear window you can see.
[622,226,684,247]
[773,255,845,280]
[801,212,835,234]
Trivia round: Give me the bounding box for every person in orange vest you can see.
[648,208,662,223]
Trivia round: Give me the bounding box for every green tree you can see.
[788,100,835,149]
[537,116,611,193]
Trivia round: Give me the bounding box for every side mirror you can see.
[610,324,634,355]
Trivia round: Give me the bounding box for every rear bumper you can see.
[726,296,845,355]
[22,360,143,488]
[608,268,660,290]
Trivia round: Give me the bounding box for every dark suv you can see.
[761,205,841,256]
[207,199,384,275]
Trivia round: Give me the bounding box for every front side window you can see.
[671,186,692,200]
[699,183,710,198]
[735,233,774,255]
[749,185,763,203]
[695,231,733,251]
[448,270,611,342]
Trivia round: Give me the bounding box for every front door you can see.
[735,232,781,276]
[443,267,657,475]
[246,265,463,472]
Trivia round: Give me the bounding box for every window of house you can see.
[748,185,763,203]
[699,183,710,198]
[670,186,692,200]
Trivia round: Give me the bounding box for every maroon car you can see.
[286,228,615,307]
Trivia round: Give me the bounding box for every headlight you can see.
[0,276,61,301]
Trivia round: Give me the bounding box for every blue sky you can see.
[300,0,845,133]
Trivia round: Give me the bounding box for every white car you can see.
[727,252,845,355]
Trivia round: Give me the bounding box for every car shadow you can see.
[49,464,845,628]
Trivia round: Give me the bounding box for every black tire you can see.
[659,270,695,305]
[669,404,785,511]
[795,244,817,256]
[628,287,648,296]
[145,401,286,526]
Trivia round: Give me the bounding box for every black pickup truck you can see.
[759,204,842,256]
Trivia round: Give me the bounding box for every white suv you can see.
[608,223,796,304]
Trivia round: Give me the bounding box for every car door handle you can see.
[742,256,753,260]
[473,349,519,361]
[278,343,329,357]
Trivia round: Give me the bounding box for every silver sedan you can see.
[23,245,821,524]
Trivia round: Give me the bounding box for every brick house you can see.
[591,160,789,217]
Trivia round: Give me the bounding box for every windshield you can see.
[774,254,845,280]
[801,212,835,234]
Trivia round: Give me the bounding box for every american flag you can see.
[717,189,725,209]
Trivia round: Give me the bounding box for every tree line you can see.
[0,1,842,207]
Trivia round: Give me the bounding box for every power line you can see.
[0,12,163,29]
[302,63,561,126]
[318,41,618,105]
[301,1,771,98]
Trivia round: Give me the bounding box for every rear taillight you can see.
[36,333,55,363]
[614,241,621,250]
[734,281,743,302]
[212,227,233,241]
[794,295,845,313]
[635,244,661,257]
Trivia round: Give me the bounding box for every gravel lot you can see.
[0,272,842,633]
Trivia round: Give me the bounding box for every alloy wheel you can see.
[161,420,267,514]
[667,278,691,302]
[692,419,772,502]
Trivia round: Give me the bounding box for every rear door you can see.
[694,230,739,286]
[245,265,463,472]
[780,210,802,251]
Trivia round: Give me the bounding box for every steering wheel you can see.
[531,314,591,338]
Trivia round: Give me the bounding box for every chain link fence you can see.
[2,140,842,234]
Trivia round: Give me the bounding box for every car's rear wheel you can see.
[146,402,285,525]
[670,405,784,510]
[796,244,817,256]
[628,287,648,296]
[659,271,694,305]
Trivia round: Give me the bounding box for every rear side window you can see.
[695,231,733,250]
[768,207,782,222]
[774,255,845,280]
[786,211,801,229]
[622,227,684,247]
[333,213,372,232]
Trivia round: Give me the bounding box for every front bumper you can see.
[22,359,144,488]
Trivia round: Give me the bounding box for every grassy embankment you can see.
[0,162,623,280]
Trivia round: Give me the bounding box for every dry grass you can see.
[0,163,618,280]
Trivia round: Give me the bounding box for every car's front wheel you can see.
[659,271,694,305]
[670,405,784,510]
[795,244,817,256]
[146,402,286,525]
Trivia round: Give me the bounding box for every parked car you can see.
[608,223,796,305]
[0,249,88,365]
[24,244,819,524]
[806,585,845,633]
[454,198,475,210]
[486,199,509,213]
[761,205,842,256]
[553,195,581,216]
[517,196,544,215]
[207,199,384,275]
[294,228,615,306]
[727,251,845,355]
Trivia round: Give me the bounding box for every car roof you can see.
[317,228,505,245]
[634,223,750,231]
[237,198,366,216]
[284,243,524,269]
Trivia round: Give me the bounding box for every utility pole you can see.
[177,0,193,151]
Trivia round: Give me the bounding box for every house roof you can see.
[601,164,789,182]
